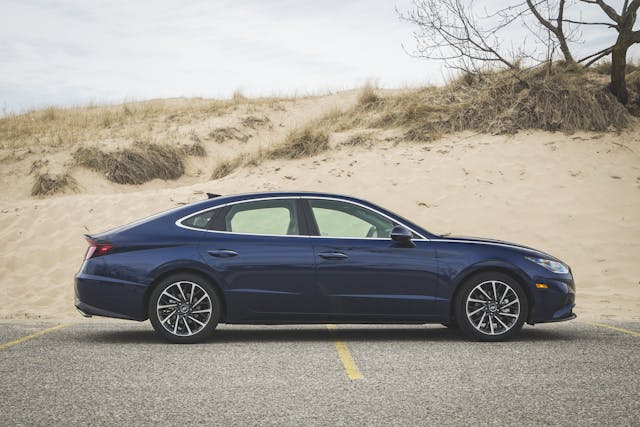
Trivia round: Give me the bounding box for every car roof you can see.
[212,191,362,201]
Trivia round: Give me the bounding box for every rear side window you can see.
[180,209,217,230]
[224,199,300,236]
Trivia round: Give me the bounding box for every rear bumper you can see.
[75,273,148,321]
[75,300,141,321]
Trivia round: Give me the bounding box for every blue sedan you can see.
[75,192,576,343]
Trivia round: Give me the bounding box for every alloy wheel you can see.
[156,281,212,337]
[465,280,521,336]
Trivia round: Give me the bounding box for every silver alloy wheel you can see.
[157,281,212,337]
[465,280,520,336]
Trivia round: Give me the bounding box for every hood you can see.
[437,235,558,260]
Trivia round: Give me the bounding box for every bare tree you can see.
[399,0,519,73]
[579,0,640,104]
[402,0,639,104]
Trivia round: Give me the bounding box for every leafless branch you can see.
[399,0,519,71]
[526,0,575,63]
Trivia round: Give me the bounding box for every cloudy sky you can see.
[1,0,637,114]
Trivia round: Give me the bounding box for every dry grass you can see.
[626,71,640,111]
[232,90,247,103]
[357,84,382,109]
[591,60,640,75]
[210,122,331,178]
[73,142,184,185]
[208,127,250,143]
[0,96,291,149]
[241,115,271,129]
[31,172,78,196]
[341,133,374,147]
[211,155,246,179]
[445,67,630,133]
[269,126,330,160]
[181,142,206,157]
[328,66,632,140]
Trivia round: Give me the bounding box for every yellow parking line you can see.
[327,324,363,380]
[0,324,68,350]
[590,323,640,337]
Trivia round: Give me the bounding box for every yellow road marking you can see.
[327,324,364,380]
[590,323,640,337]
[0,324,68,350]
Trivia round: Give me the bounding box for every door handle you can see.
[318,251,349,260]
[208,249,239,258]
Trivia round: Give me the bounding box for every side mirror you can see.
[390,225,415,248]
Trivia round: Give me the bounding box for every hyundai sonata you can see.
[75,192,576,343]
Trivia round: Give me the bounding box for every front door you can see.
[305,198,440,321]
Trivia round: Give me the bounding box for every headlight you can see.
[525,257,569,274]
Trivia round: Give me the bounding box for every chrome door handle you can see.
[208,249,239,258]
[318,251,349,260]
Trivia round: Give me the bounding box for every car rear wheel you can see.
[149,274,220,344]
[455,272,528,341]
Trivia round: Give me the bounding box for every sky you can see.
[1,0,638,114]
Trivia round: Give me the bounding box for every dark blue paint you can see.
[74,191,576,325]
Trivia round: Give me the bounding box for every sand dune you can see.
[0,86,640,320]
[0,90,638,321]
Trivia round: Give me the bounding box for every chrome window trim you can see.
[175,195,429,240]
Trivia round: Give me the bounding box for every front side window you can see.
[308,199,396,238]
[223,199,300,236]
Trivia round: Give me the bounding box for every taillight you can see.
[85,237,113,260]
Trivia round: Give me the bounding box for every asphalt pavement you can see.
[1,320,638,426]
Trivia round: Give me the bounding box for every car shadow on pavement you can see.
[76,324,572,345]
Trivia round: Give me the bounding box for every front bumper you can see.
[529,276,576,324]
[75,273,148,321]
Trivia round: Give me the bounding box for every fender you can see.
[444,259,536,321]
[145,258,226,296]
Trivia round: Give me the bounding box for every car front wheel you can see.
[149,274,220,344]
[455,272,528,341]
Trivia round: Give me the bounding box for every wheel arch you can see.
[447,263,535,324]
[145,265,228,322]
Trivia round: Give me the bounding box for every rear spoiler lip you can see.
[84,234,111,244]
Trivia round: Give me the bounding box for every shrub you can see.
[357,84,381,108]
[269,127,329,159]
[31,172,78,196]
[182,142,206,157]
[211,156,244,179]
[73,142,184,185]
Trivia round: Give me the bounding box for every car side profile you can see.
[75,192,576,343]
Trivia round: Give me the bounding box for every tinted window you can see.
[181,209,216,229]
[309,199,396,238]
[224,199,300,236]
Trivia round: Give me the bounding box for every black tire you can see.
[455,271,528,342]
[148,273,221,344]
[441,322,459,329]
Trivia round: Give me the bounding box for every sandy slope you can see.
[0,92,639,321]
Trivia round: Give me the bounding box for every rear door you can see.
[194,198,322,322]
[304,198,440,321]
